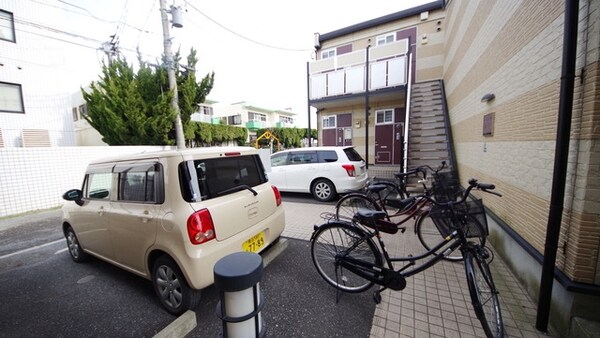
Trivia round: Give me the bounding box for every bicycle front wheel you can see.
[464,246,504,338]
[416,210,465,261]
[311,222,382,293]
[335,193,381,222]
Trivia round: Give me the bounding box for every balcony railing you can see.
[246,120,266,130]
[309,39,409,100]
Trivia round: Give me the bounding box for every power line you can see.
[11,16,101,44]
[183,1,311,52]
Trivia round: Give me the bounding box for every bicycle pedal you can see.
[399,227,406,233]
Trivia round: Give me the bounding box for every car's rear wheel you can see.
[65,226,88,263]
[152,256,201,315]
[311,178,337,202]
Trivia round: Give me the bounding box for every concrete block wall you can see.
[0,146,172,217]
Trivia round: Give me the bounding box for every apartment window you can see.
[323,115,336,129]
[376,109,394,124]
[248,112,266,122]
[280,116,293,124]
[0,10,15,42]
[0,82,24,113]
[79,104,88,117]
[200,105,213,116]
[227,115,242,125]
[72,107,79,121]
[321,48,335,59]
[376,33,395,46]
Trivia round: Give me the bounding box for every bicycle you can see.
[336,162,444,220]
[335,162,472,261]
[310,178,504,338]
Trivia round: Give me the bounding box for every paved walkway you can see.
[281,198,557,338]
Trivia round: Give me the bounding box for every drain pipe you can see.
[535,0,579,332]
[365,45,371,169]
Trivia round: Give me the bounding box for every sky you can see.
[55,0,434,127]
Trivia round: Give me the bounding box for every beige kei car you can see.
[62,147,285,315]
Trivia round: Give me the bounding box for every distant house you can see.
[216,101,297,142]
[308,0,600,336]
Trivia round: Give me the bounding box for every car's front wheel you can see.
[152,256,201,315]
[311,178,337,202]
[65,226,88,263]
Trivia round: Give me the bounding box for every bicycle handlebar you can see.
[420,177,502,207]
[399,161,447,180]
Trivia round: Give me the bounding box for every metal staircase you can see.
[406,80,454,172]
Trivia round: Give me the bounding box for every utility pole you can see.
[159,0,186,149]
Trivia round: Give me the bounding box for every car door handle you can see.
[97,206,105,216]
[140,210,153,223]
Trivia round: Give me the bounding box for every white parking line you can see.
[55,248,68,255]
[0,239,63,260]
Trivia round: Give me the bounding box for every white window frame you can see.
[375,109,394,125]
[322,115,336,129]
[280,116,293,124]
[0,81,25,113]
[321,48,335,59]
[248,112,266,122]
[0,10,15,42]
[376,33,395,46]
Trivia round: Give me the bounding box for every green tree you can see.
[82,48,215,145]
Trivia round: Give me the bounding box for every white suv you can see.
[62,147,285,315]
[268,146,368,202]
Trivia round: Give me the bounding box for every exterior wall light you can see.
[481,93,495,103]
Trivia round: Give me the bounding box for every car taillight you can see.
[272,185,282,206]
[342,164,356,177]
[187,209,216,245]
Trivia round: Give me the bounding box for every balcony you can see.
[309,39,409,101]
[246,120,265,131]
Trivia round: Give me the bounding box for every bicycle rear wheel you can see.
[335,193,381,222]
[464,246,504,338]
[415,210,465,261]
[310,222,382,293]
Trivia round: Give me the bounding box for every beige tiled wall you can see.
[443,0,600,284]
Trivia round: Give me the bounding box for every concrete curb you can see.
[153,310,197,338]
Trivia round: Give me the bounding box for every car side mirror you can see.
[63,189,84,206]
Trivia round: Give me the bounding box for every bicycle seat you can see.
[354,208,401,234]
[356,208,387,220]
[366,184,389,193]
[385,196,416,210]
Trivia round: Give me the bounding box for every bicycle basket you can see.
[429,198,489,238]
[432,170,463,203]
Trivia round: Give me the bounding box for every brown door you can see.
[375,124,394,164]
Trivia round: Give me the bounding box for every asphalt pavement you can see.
[0,194,376,338]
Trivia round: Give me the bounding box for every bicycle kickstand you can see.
[373,286,388,304]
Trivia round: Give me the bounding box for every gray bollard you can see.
[214,252,265,338]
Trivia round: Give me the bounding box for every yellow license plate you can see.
[242,232,265,253]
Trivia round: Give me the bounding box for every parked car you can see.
[268,146,368,202]
[61,147,285,315]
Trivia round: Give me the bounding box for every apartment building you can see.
[308,0,600,336]
[216,101,297,140]
[309,1,446,170]
[0,1,85,148]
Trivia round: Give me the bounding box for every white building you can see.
[0,0,104,148]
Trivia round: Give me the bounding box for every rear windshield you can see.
[343,148,364,162]
[179,154,267,202]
